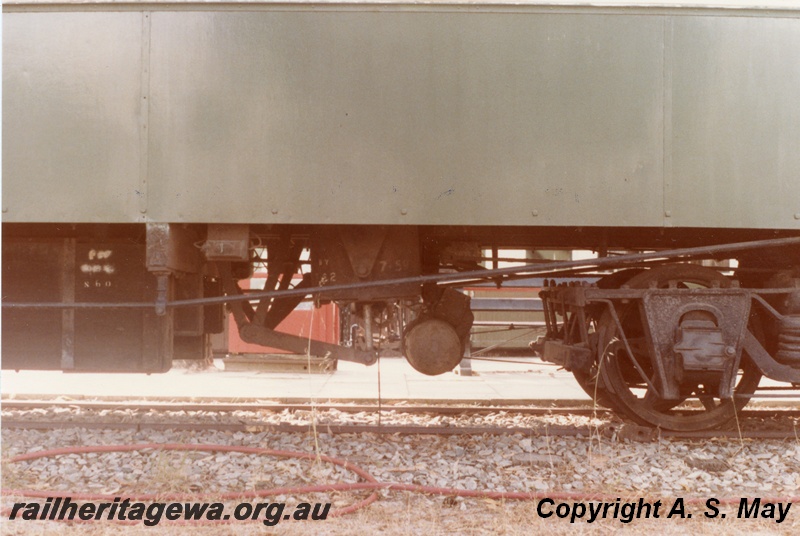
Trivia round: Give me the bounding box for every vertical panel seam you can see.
[662,15,674,227]
[138,11,152,220]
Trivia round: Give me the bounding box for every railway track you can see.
[4,398,800,416]
[1,399,614,416]
[3,398,799,440]
[3,418,799,440]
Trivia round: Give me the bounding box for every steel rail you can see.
[1,400,610,415]
[3,236,800,310]
[5,399,800,416]
[2,418,798,440]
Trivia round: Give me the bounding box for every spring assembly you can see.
[768,276,800,368]
[777,316,800,367]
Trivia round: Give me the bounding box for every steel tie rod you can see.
[4,236,800,310]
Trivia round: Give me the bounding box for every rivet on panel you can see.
[795,213,800,220]
[401,209,408,215]
[271,209,279,215]
[665,211,672,217]
[531,210,539,217]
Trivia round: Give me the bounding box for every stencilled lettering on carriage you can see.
[80,249,116,287]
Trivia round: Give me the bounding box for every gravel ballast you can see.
[3,407,800,535]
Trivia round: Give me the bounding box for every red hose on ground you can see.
[3,443,799,525]
[4,443,379,519]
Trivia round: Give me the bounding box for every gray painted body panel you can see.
[3,12,145,222]
[670,16,800,229]
[3,3,799,228]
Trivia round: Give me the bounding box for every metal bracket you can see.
[146,223,202,274]
[154,273,170,316]
[542,340,592,371]
[202,224,250,262]
[220,263,377,366]
[743,330,800,383]
[238,323,377,366]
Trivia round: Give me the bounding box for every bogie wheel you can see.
[572,368,620,411]
[597,264,761,431]
[571,269,644,411]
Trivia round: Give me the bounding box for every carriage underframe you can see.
[4,223,800,431]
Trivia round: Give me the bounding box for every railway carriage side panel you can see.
[2,11,145,223]
[146,10,666,226]
[670,16,800,228]
[5,5,799,229]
